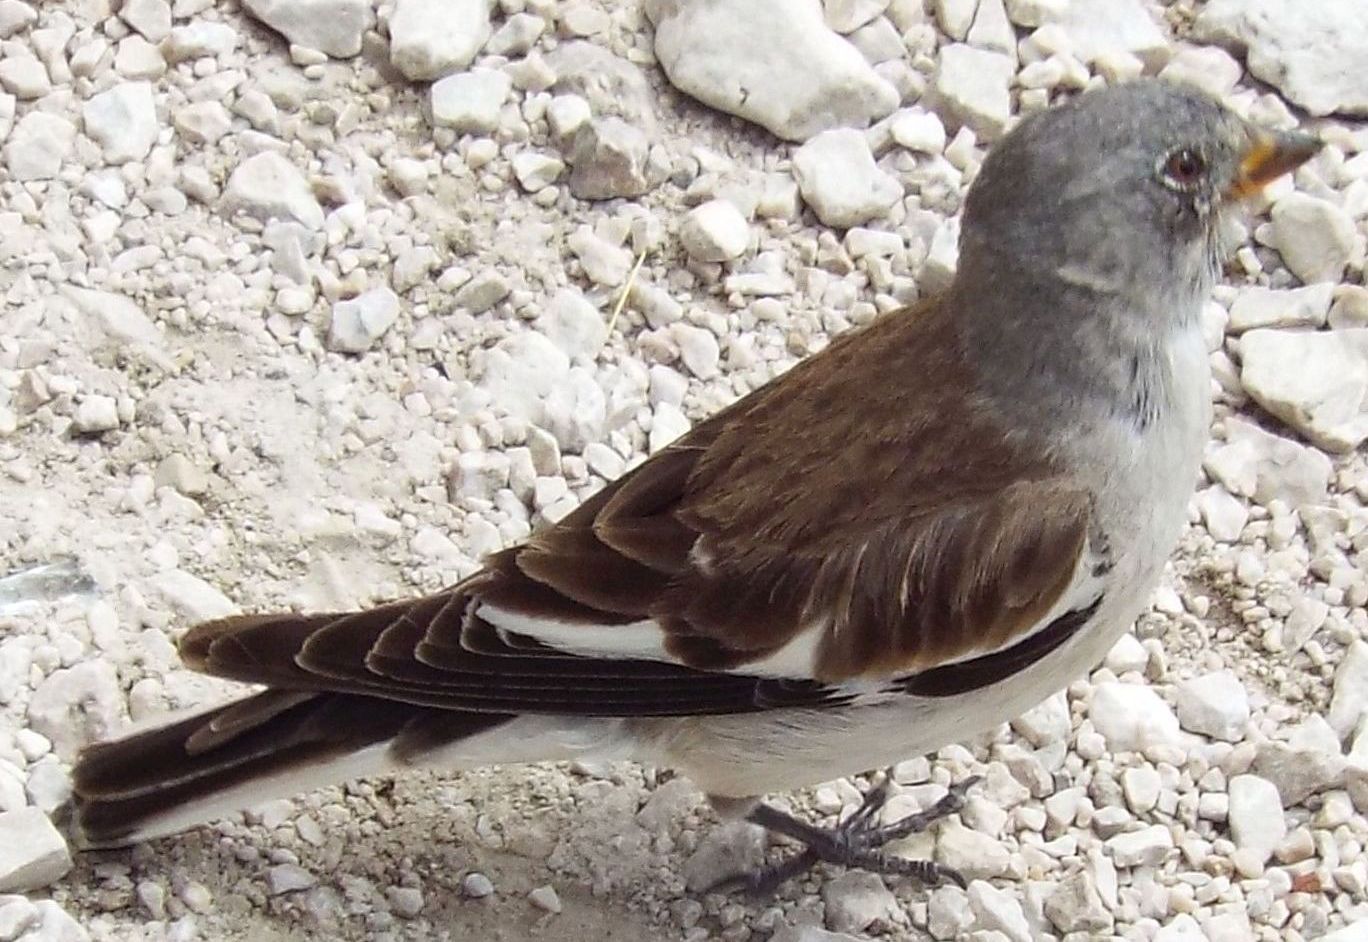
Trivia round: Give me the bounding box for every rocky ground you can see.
[1,0,1368,939]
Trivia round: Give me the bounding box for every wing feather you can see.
[174,297,1108,717]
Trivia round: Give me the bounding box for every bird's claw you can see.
[710,772,982,897]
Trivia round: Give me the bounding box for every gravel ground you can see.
[3,0,1368,940]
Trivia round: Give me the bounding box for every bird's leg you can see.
[714,775,980,897]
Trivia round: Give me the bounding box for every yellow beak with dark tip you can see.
[1226,129,1323,201]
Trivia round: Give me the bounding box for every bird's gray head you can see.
[958,80,1321,312]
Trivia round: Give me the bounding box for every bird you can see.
[68,79,1320,892]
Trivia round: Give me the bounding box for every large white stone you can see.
[1227,284,1334,333]
[967,880,1032,942]
[536,289,606,363]
[1194,486,1248,542]
[680,199,750,262]
[389,0,493,81]
[1194,0,1368,117]
[1228,774,1286,862]
[1104,823,1174,867]
[328,288,400,354]
[27,661,124,756]
[1089,682,1181,752]
[792,128,902,228]
[0,55,48,98]
[83,81,159,164]
[4,112,76,181]
[1174,671,1249,742]
[430,68,511,133]
[241,0,373,58]
[222,152,325,230]
[1268,194,1361,285]
[932,43,1014,139]
[645,0,899,142]
[475,331,572,429]
[0,808,71,892]
[1203,416,1331,510]
[1328,641,1368,740]
[1056,0,1170,70]
[1239,328,1368,453]
[567,118,652,200]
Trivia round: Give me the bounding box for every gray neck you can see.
[952,247,1206,440]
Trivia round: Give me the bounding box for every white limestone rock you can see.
[936,820,1011,880]
[567,118,652,200]
[151,570,239,622]
[120,0,171,42]
[1056,0,1170,70]
[650,401,692,452]
[680,199,751,262]
[890,107,947,154]
[1238,328,1368,453]
[1228,774,1286,862]
[681,821,766,891]
[74,396,120,434]
[0,55,48,98]
[487,12,545,56]
[1012,691,1069,747]
[4,112,76,181]
[646,0,899,142]
[1194,486,1248,542]
[1267,193,1360,285]
[0,809,71,893]
[328,288,401,354]
[792,128,903,228]
[164,22,238,61]
[1158,45,1243,98]
[241,0,374,58]
[1193,0,1368,116]
[82,81,159,164]
[475,331,572,430]
[1044,871,1113,934]
[822,871,899,933]
[27,661,123,756]
[431,68,511,134]
[1227,283,1333,333]
[966,0,1016,61]
[389,0,493,81]
[1174,671,1250,742]
[968,880,1032,942]
[1105,824,1174,867]
[1253,716,1348,806]
[934,0,977,41]
[824,0,890,33]
[1003,0,1065,28]
[1204,416,1331,511]
[511,152,564,192]
[0,0,37,38]
[223,152,325,230]
[1089,682,1181,752]
[536,289,606,363]
[932,44,1014,140]
[1328,640,1368,741]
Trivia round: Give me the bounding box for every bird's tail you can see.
[67,688,493,848]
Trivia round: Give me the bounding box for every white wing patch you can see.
[476,604,828,681]
[477,605,675,660]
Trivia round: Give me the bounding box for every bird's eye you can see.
[1161,148,1207,189]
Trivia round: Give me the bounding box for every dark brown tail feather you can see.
[69,688,506,848]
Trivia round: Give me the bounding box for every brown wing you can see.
[183,297,1101,710]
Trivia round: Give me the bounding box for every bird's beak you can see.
[1225,129,1323,201]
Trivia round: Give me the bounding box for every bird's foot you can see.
[716,774,981,897]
